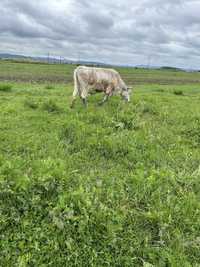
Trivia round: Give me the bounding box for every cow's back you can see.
[75,66,122,87]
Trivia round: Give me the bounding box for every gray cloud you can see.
[0,0,200,68]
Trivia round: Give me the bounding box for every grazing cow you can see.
[70,66,131,107]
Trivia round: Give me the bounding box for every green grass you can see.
[0,62,200,266]
[1,59,200,85]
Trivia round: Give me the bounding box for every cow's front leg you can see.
[99,85,114,105]
[98,94,109,105]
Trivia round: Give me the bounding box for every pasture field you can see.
[0,61,200,266]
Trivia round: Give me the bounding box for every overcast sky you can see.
[1,0,200,68]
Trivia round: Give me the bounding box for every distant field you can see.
[0,61,200,266]
[1,60,200,85]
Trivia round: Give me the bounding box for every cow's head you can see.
[121,86,132,102]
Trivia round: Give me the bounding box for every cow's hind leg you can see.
[80,88,88,107]
[70,96,77,109]
[70,96,77,108]
[82,97,87,107]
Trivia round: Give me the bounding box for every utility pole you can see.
[47,52,50,64]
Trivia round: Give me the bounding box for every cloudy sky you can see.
[1,0,200,68]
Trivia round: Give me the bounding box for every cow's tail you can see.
[73,68,80,98]
[70,68,80,108]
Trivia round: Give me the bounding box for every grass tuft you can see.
[173,89,184,95]
[45,85,54,90]
[0,83,12,92]
[154,88,164,92]
[42,99,61,113]
[24,99,38,109]
[136,101,158,115]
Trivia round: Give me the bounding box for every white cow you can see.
[70,66,131,107]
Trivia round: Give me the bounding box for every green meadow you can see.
[0,61,200,266]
